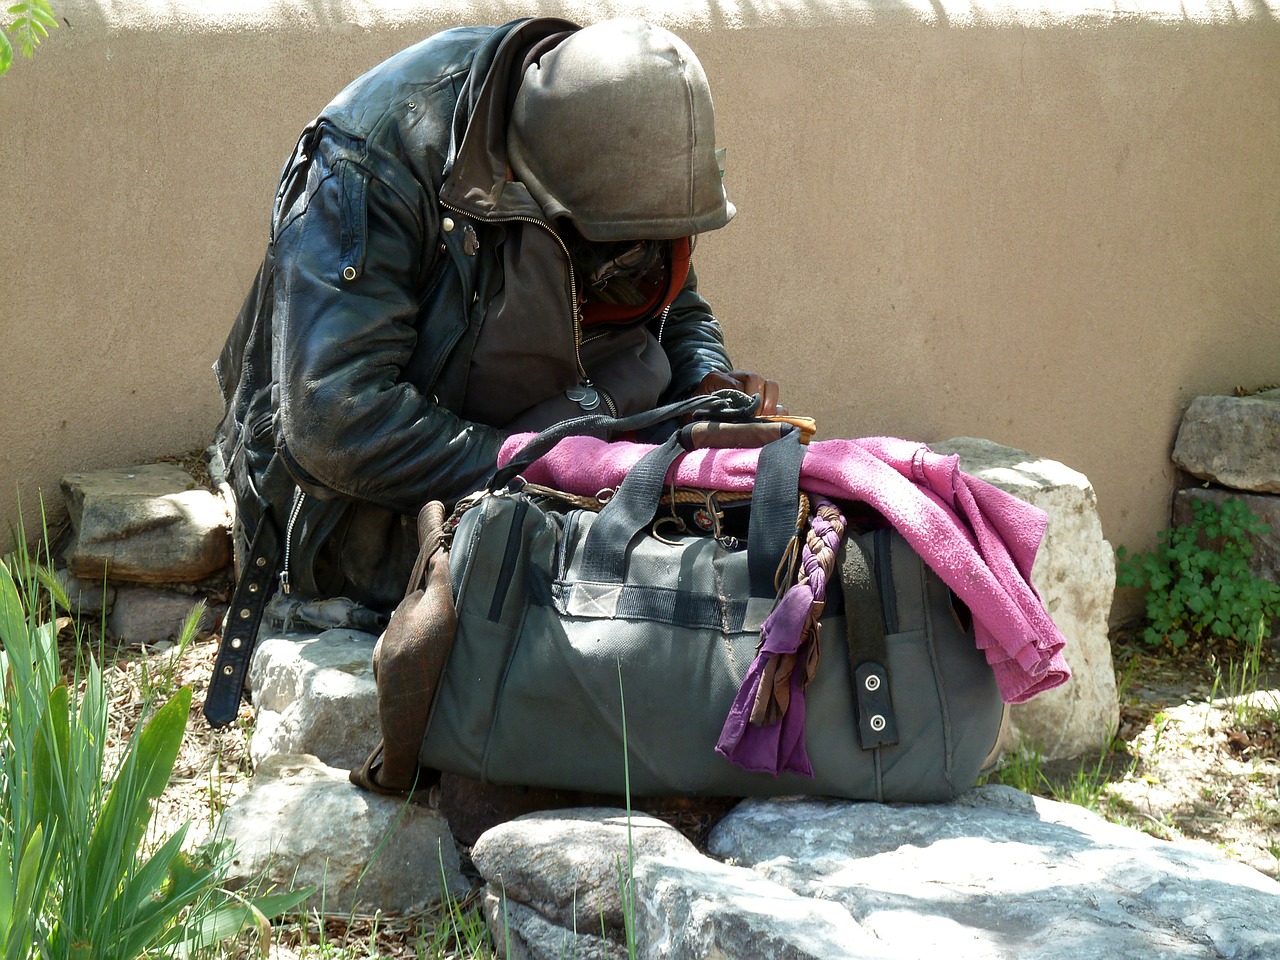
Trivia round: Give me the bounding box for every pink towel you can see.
[497,433,1071,703]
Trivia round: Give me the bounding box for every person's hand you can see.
[695,370,785,416]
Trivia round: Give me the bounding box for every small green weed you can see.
[983,744,1049,795]
[1116,497,1280,648]
[984,740,1132,816]
[1057,751,1114,810]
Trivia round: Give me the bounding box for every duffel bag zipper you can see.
[874,528,899,634]
[488,497,530,622]
[280,487,306,595]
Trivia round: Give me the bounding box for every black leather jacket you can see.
[213,18,733,611]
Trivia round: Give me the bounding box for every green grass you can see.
[981,738,1135,816]
[0,515,309,958]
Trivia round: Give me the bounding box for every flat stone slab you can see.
[707,787,1280,960]
[248,630,379,772]
[1173,391,1280,494]
[61,464,231,583]
[933,438,1118,759]
[218,753,467,915]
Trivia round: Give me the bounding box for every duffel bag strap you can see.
[747,427,805,600]
[840,533,900,750]
[350,500,456,798]
[579,425,806,604]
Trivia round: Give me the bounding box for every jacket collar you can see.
[438,17,579,223]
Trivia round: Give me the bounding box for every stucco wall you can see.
[3,0,1278,615]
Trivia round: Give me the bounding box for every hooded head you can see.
[506,18,735,243]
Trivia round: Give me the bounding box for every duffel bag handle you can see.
[488,388,760,492]
[580,424,806,602]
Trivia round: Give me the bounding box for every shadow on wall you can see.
[59,0,1280,33]
[698,0,1278,26]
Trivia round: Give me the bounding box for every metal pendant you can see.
[566,384,601,411]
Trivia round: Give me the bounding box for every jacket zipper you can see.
[597,387,617,417]
[656,305,672,344]
[280,487,306,595]
[439,201,592,391]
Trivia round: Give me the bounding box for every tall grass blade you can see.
[615,660,637,960]
[8,824,49,960]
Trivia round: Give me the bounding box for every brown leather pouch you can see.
[350,500,456,797]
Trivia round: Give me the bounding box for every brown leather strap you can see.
[350,501,456,796]
[683,420,789,450]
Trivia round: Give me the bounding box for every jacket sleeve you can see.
[654,262,734,403]
[272,135,504,513]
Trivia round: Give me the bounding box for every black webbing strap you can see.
[840,532,900,751]
[746,428,804,600]
[579,433,685,582]
[578,425,806,603]
[204,516,280,727]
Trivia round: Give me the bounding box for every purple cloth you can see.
[715,498,845,775]
[717,587,814,774]
[497,433,1072,702]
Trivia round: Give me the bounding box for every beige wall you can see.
[3,0,1278,614]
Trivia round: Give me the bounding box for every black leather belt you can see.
[204,515,280,727]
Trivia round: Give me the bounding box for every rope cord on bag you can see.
[715,495,848,777]
[750,496,846,726]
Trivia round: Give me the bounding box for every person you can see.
[211,16,780,634]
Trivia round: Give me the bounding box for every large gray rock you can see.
[107,586,210,644]
[932,438,1118,759]
[473,792,1280,960]
[247,630,378,772]
[708,787,1280,960]
[54,568,116,617]
[1173,390,1280,494]
[218,753,466,915]
[471,808,699,940]
[634,853,890,960]
[473,808,886,960]
[1174,487,1280,586]
[60,464,231,583]
[482,889,623,960]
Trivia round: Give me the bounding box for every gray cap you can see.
[506,18,735,242]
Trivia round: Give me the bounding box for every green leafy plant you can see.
[1116,497,1280,648]
[1,0,57,75]
[0,528,309,958]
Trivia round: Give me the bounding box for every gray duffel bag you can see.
[409,411,1006,803]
